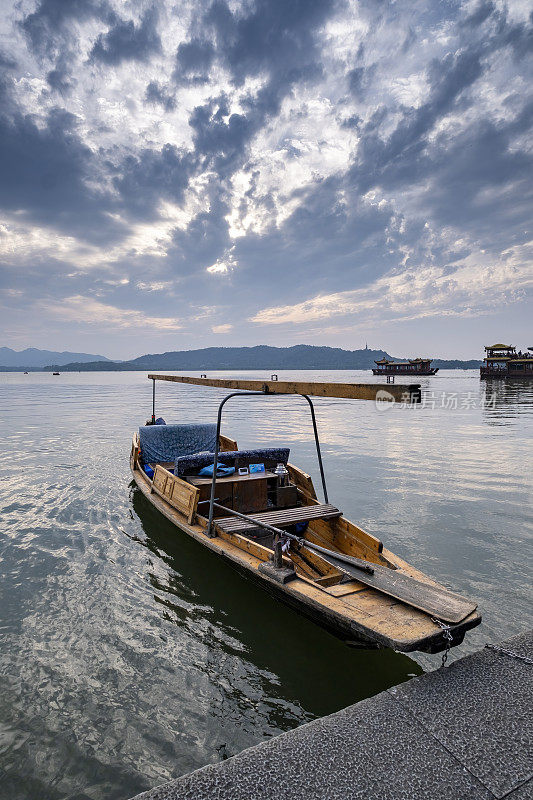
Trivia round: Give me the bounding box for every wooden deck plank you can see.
[131,461,480,650]
[215,503,342,533]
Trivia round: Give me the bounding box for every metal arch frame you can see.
[148,379,329,538]
[205,390,329,537]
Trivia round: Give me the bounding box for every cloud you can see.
[136,280,173,292]
[89,7,162,66]
[1,0,532,356]
[251,243,533,326]
[0,106,121,242]
[203,0,331,86]
[20,0,110,59]
[212,323,232,333]
[112,144,193,218]
[174,38,215,83]
[144,81,176,112]
[42,295,183,330]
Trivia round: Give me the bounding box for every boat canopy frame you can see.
[148,377,329,537]
[147,374,422,537]
[204,390,328,537]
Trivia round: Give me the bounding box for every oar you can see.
[283,530,375,575]
[210,503,374,576]
[210,504,477,623]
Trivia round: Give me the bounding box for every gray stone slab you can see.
[128,632,533,800]
[505,777,533,799]
[388,632,533,798]
[485,631,533,661]
[131,692,493,800]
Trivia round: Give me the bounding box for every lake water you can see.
[1,370,532,800]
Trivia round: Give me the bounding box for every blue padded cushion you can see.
[138,423,217,465]
[175,447,290,477]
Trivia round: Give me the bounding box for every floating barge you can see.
[480,344,533,379]
[130,375,479,654]
[372,358,439,376]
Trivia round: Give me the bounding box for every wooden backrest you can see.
[151,465,199,524]
[286,462,317,500]
[220,434,238,451]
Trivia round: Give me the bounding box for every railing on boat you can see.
[146,374,422,537]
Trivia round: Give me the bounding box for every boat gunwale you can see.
[129,446,481,653]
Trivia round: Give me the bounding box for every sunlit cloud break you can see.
[41,296,183,332]
[0,0,531,356]
[252,245,533,326]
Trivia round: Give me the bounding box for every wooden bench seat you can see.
[215,503,342,534]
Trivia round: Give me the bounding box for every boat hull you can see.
[480,369,533,379]
[130,452,480,654]
[372,368,439,376]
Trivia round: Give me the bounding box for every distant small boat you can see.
[373,358,439,376]
[53,372,60,375]
[480,344,533,379]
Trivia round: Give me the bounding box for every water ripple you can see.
[0,370,531,799]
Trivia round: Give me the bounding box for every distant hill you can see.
[0,347,111,370]
[49,345,482,372]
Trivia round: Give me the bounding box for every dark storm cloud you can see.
[188,93,257,175]
[349,7,533,244]
[0,106,121,242]
[144,81,176,112]
[176,0,332,173]
[424,103,533,234]
[112,145,193,217]
[20,0,112,98]
[203,0,331,85]
[21,0,110,59]
[351,48,485,194]
[89,7,161,65]
[171,184,232,273]
[173,38,215,83]
[46,55,74,94]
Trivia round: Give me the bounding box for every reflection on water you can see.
[482,379,533,423]
[0,369,531,800]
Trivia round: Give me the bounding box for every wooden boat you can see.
[480,344,533,379]
[130,375,480,654]
[373,358,439,376]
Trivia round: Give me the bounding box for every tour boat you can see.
[130,375,480,654]
[373,358,438,376]
[480,344,533,379]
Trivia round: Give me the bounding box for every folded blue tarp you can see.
[198,464,235,477]
[138,423,217,465]
[175,447,290,477]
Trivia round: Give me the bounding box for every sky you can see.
[0,0,531,360]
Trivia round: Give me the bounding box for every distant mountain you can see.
[0,347,111,369]
[52,345,395,371]
[126,345,396,370]
[49,345,480,372]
